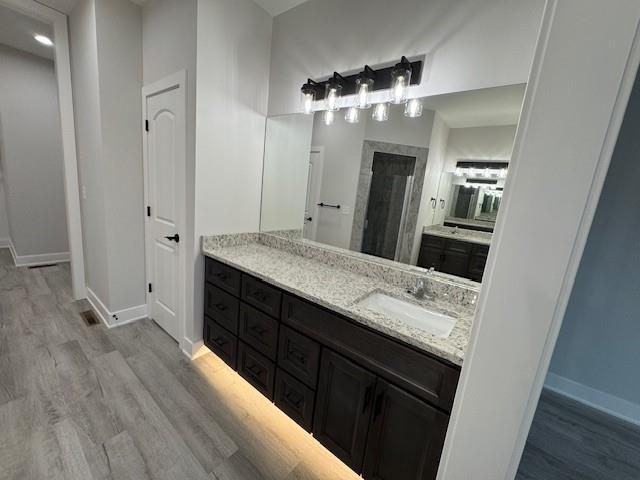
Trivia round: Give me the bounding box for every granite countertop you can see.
[423,224,493,246]
[203,241,474,366]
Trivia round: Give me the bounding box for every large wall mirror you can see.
[260,84,526,284]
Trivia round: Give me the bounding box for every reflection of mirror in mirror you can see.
[260,84,526,284]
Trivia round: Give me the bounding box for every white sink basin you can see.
[358,292,456,338]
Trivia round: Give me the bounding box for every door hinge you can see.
[147,205,151,217]
[148,283,153,293]
[145,120,149,132]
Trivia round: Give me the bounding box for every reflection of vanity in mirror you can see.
[261,84,524,284]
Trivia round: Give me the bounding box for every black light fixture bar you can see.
[308,57,423,101]
[466,179,498,185]
[456,161,509,170]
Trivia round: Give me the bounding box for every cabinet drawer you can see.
[205,257,241,296]
[282,295,459,412]
[422,234,446,249]
[204,283,239,334]
[278,325,321,389]
[238,303,279,361]
[238,342,275,400]
[274,368,315,432]
[204,317,237,370]
[444,239,473,254]
[241,275,282,318]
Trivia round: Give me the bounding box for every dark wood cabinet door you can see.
[238,303,279,360]
[204,283,239,334]
[417,247,443,270]
[440,250,470,277]
[274,368,315,432]
[241,275,282,318]
[363,380,449,480]
[204,317,238,370]
[313,349,377,472]
[237,342,276,400]
[205,257,241,296]
[277,325,321,389]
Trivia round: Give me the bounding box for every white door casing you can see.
[304,147,324,240]
[142,71,187,342]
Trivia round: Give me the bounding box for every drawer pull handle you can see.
[249,324,267,336]
[363,385,373,413]
[373,392,385,419]
[213,336,228,347]
[215,272,229,281]
[246,364,263,378]
[215,303,228,311]
[288,347,307,365]
[253,290,268,302]
[284,391,304,409]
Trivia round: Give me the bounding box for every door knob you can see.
[164,233,180,243]
[305,217,313,222]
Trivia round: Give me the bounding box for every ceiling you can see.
[0,4,54,59]
[251,0,309,16]
[423,84,527,128]
[37,0,306,16]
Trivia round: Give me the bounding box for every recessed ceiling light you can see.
[34,35,53,47]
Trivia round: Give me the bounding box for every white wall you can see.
[268,0,545,116]
[411,112,449,263]
[69,0,144,313]
[546,65,640,424]
[261,114,313,232]
[188,0,272,346]
[444,125,517,171]
[0,181,9,243]
[0,44,69,258]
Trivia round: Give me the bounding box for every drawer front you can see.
[238,341,276,400]
[278,325,321,389]
[204,317,237,370]
[282,295,460,412]
[274,368,315,432]
[238,303,279,361]
[204,283,239,334]
[472,244,490,256]
[205,257,241,296]
[422,234,446,249]
[241,275,282,318]
[444,239,473,254]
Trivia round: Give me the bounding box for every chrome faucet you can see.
[409,278,427,299]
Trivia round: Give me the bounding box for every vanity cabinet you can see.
[203,256,460,480]
[417,233,488,281]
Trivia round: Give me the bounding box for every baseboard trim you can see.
[545,372,640,427]
[86,287,147,329]
[181,338,207,360]
[8,240,70,267]
[0,238,10,248]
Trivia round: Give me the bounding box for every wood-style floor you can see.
[0,249,358,480]
[517,389,640,480]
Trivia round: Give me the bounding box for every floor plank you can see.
[103,431,152,480]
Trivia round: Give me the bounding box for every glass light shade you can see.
[325,82,342,111]
[372,103,389,122]
[404,98,423,118]
[355,77,374,109]
[301,91,315,115]
[499,168,508,178]
[323,110,335,126]
[345,107,360,123]
[390,64,411,104]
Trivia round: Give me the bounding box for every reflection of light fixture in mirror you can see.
[483,168,492,178]
[300,79,319,115]
[390,56,412,104]
[404,98,423,118]
[325,73,345,112]
[345,107,360,124]
[499,168,508,178]
[372,103,389,122]
[323,110,335,126]
[355,66,375,109]
[34,34,54,46]
[454,168,463,177]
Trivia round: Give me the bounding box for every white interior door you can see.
[304,148,324,240]
[144,80,185,342]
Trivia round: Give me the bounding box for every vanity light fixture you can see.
[325,73,345,112]
[300,79,321,114]
[455,161,509,178]
[372,103,389,122]
[355,66,375,109]
[345,107,360,123]
[323,110,335,126]
[404,98,423,118]
[390,56,412,104]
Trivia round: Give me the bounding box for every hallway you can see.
[0,249,357,479]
